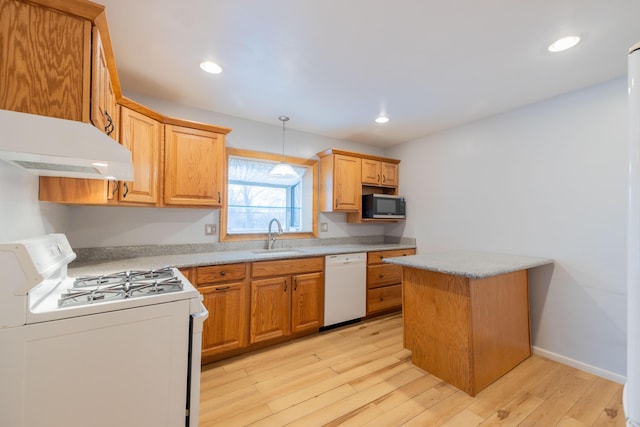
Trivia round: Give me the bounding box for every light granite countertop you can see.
[383,250,553,279]
[68,243,416,277]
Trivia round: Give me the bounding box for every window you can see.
[221,148,318,241]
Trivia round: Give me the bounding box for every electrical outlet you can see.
[205,224,216,235]
[320,223,328,232]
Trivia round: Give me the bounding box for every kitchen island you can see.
[384,251,553,396]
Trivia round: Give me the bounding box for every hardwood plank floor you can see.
[199,313,626,426]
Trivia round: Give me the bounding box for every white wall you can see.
[0,163,69,242]
[386,77,628,378]
[67,93,386,247]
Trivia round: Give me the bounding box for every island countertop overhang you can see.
[383,250,553,279]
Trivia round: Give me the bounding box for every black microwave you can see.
[362,194,406,219]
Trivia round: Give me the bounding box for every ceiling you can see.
[99,0,640,147]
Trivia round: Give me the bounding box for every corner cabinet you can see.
[164,124,225,207]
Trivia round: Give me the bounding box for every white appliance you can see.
[0,109,134,180]
[0,234,208,427]
[324,253,367,327]
[627,42,640,427]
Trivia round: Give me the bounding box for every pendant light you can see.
[269,116,299,178]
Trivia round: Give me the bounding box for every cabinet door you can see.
[200,282,248,356]
[381,162,398,187]
[250,276,291,343]
[164,124,224,207]
[91,27,117,140]
[333,154,361,211]
[361,159,381,185]
[291,272,324,333]
[119,106,162,204]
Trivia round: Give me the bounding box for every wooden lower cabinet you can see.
[195,263,249,358]
[366,248,416,316]
[250,257,324,344]
[250,276,291,343]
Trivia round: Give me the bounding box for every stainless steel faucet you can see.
[267,218,283,250]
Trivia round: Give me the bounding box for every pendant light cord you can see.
[279,115,289,163]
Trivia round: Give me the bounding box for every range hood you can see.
[0,109,134,181]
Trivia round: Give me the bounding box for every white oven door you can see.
[0,300,191,427]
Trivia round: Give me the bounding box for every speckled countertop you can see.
[383,250,553,279]
[68,243,416,277]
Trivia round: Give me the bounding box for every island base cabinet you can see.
[402,268,531,396]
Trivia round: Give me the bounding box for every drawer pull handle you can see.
[379,275,384,279]
[215,286,230,291]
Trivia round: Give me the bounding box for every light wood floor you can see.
[198,313,626,426]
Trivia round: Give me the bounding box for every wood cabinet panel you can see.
[38,177,108,204]
[118,106,162,204]
[367,264,403,289]
[291,272,324,333]
[319,153,361,212]
[367,284,402,314]
[91,26,117,139]
[250,276,291,343]
[403,267,531,396]
[0,0,91,121]
[197,263,247,285]
[164,124,224,207]
[380,162,398,187]
[366,248,415,315]
[361,159,381,185]
[251,257,324,278]
[200,281,248,356]
[367,249,415,264]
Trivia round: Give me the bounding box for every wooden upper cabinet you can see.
[0,0,91,121]
[164,124,224,207]
[118,106,162,205]
[361,159,398,188]
[91,26,117,140]
[380,162,398,187]
[319,152,361,212]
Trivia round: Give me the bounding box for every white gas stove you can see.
[0,234,207,427]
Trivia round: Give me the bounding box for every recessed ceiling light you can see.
[200,61,222,74]
[375,116,389,124]
[548,36,581,53]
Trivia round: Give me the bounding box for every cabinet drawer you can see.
[367,284,402,314]
[368,249,415,265]
[367,264,403,289]
[251,257,323,278]
[196,263,246,285]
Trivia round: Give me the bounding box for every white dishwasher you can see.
[324,252,367,327]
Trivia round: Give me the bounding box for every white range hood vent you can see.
[0,109,134,181]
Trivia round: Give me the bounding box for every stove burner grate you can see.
[59,268,183,307]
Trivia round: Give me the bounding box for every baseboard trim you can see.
[532,346,626,384]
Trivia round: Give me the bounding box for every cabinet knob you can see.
[220,271,226,276]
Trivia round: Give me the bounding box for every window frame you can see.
[220,147,318,242]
